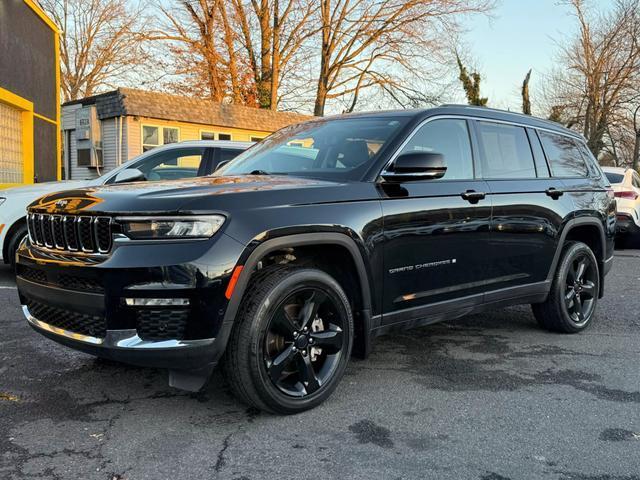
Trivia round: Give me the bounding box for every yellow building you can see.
[61,88,311,180]
[0,0,61,188]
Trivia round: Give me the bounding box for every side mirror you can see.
[113,168,146,184]
[381,152,447,182]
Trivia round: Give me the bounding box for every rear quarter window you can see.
[476,122,536,178]
[539,131,589,178]
[604,172,625,184]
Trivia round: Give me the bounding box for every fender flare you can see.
[216,232,374,357]
[546,217,608,293]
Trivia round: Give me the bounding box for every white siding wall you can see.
[64,115,127,180]
[126,116,141,160]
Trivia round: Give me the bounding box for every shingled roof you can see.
[63,88,313,132]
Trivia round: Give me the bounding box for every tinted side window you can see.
[605,172,624,184]
[539,132,588,178]
[576,142,601,177]
[214,148,244,171]
[399,119,474,180]
[476,122,536,178]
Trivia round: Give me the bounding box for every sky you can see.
[460,0,614,111]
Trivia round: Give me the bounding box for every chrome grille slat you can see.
[37,214,47,246]
[52,215,65,249]
[26,213,112,254]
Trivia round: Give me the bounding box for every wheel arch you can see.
[221,232,374,358]
[2,216,27,264]
[547,217,608,298]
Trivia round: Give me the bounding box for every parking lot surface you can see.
[1,251,640,480]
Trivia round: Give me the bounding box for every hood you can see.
[0,180,89,198]
[27,175,357,215]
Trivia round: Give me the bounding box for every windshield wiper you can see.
[249,169,271,175]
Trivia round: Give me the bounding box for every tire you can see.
[7,224,28,273]
[532,241,600,333]
[223,266,353,414]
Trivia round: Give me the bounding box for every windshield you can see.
[214,117,409,181]
[604,172,624,184]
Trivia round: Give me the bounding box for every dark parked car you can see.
[16,106,615,414]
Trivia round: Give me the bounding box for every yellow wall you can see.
[0,1,60,188]
[126,116,271,160]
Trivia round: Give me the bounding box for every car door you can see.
[473,121,574,298]
[379,118,493,327]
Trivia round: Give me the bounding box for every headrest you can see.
[338,140,370,168]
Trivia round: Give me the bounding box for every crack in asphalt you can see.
[214,433,233,473]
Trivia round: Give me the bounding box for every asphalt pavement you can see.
[1,252,639,480]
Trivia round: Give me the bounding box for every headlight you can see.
[118,215,225,240]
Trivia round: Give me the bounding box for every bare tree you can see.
[546,0,640,156]
[152,1,229,102]
[455,53,488,106]
[231,0,317,109]
[155,0,315,108]
[40,0,151,101]
[313,0,493,116]
[522,69,532,115]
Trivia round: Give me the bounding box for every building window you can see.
[142,125,180,152]
[0,102,24,183]
[250,136,264,142]
[218,133,232,141]
[163,127,179,145]
[200,131,215,140]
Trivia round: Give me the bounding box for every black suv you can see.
[16,106,615,414]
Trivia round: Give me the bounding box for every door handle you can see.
[461,190,486,204]
[545,187,564,199]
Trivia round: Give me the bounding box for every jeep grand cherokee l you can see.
[16,106,615,414]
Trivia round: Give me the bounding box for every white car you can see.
[602,166,640,245]
[0,140,251,271]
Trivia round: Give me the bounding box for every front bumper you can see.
[15,232,246,374]
[24,305,221,370]
[615,212,640,236]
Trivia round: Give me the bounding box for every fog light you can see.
[125,298,190,307]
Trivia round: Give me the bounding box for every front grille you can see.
[27,299,106,338]
[136,309,189,341]
[57,274,104,293]
[18,265,47,284]
[27,213,112,254]
[17,265,104,293]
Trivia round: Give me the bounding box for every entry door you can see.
[474,122,573,291]
[380,118,494,325]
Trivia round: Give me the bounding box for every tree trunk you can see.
[633,131,640,172]
[314,0,331,117]
[314,79,328,116]
[269,0,280,110]
[257,0,273,109]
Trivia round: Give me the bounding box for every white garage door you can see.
[0,102,24,184]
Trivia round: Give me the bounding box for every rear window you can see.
[539,131,589,178]
[476,122,536,178]
[604,172,624,184]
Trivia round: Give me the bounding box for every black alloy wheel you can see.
[223,266,353,414]
[563,252,597,326]
[532,241,600,333]
[264,287,345,397]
